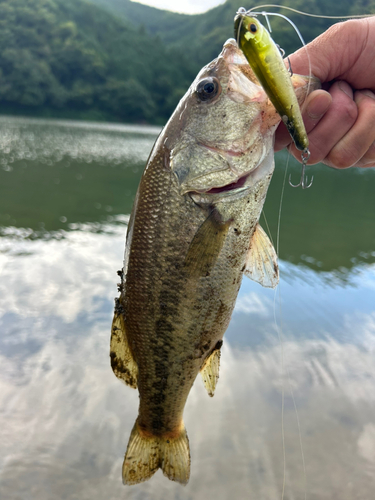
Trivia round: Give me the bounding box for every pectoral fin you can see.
[110,304,138,388]
[244,223,279,288]
[184,210,231,277]
[200,341,222,397]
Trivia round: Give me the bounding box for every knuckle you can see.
[307,151,324,165]
[328,147,359,169]
[325,19,359,43]
[357,159,375,168]
[356,144,375,167]
[324,22,344,40]
[305,138,325,165]
[356,91,375,112]
[339,100,358,124]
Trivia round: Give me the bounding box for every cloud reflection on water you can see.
[0,225,375,499]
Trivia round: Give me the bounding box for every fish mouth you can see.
[201,141,255,159]
[188,170,253,205]
[189,146,275,203]
[190,141,260,197]
[205,172,250,194]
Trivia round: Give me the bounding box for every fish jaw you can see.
[189,145,275,206]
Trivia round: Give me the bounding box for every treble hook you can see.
[287,56,293,76]
[289,149,313,189]
[275,43,285,58]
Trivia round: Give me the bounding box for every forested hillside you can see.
[0,0,373,124]
[0,0,196,123]
[89,0,373,67]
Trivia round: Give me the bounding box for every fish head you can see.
[155,39,318,197]
[182,38,275,147]
[163,39,280,194]
[159,38,279,196]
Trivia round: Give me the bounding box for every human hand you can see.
[275,17,375,168]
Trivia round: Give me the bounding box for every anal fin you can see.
[244,223,279,288]
[200,341,222,397]
[110,300,138,388]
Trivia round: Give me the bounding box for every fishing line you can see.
[274,151,308,500]
[237,7,320,493]
[280,151,308,499]
[275,148,290,500]
[237,9,311,68]
[274,275,286,500]
[246,4,372,19]
[261,211,274,249]
[287,363,308,500]
[243,2,372,492]
[262,11,273,32]
[261,148,294,498]
[276,151,289,257]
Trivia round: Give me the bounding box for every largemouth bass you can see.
[234,11,309,151]
[111,38,318,486]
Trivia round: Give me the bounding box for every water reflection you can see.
[0,116,160,231]
[264,153,375,273]
[0,117,375,498]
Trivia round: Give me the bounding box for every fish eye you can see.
[249,23,257,33]
[196,77,220,102]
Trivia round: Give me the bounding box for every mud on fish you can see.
[110,38,319,486]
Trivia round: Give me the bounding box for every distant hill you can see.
[88,0,367,66]
[89,0,189,33]
[0,0,196,124]
[0,0,373,124]
[89,0,229,67]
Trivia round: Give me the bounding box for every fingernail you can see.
[338,81,353,99]
[358,89,375,100]
[306,92,331,120]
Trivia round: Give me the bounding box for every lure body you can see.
[234,13,309,151]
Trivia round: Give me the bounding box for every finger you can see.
[325,89,375,169]
[274,90,331,151]
[290,81,358,164]
[355,140,375,168]
[287,19,375,90]
[303,90,333,131]
[274,121,292,152]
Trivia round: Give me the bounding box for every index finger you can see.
[288,18,375,90]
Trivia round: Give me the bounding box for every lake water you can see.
[0,115,374,499]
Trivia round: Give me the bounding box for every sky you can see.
[131,0,226,14]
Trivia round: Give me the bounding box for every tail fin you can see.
[122,420,190,486]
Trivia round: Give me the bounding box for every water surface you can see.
[0,116,374,499]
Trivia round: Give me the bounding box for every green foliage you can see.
[0,0,373,124]
[0,0,195,123]
[89,0,375,71]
